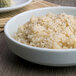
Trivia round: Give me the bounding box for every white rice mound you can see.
[14,13,76,49]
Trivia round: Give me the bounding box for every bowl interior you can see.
[5,7,76,37]
[13,0,31,6]
[0,0,32,13]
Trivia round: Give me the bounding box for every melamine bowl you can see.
[4,7,76,66]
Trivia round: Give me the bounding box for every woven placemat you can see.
[0,0,59,32]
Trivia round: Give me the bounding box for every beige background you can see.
[46,0,76,6]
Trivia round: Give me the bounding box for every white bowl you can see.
[4,7,76,66]
[0,0,32,13]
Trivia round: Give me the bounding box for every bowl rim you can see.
[4,6,76,52]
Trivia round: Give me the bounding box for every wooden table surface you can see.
[0,0,76,76]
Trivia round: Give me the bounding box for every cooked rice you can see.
[0,0,14,7]
[14,13,76,49]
